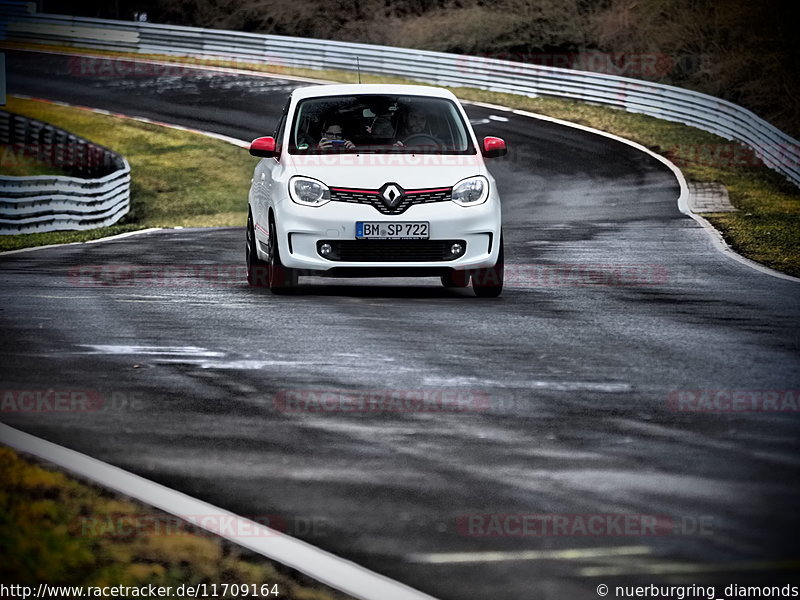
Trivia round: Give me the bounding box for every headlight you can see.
[452,176,489,206]
[289,176,331,207]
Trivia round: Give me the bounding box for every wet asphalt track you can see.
[2,50,800,599]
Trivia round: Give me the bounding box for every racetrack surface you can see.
[2,50,799,599]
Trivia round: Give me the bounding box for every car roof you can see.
[291,84,459,102]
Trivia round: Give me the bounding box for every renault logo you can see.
[380,183,404,209]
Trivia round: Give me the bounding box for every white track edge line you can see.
[0,227,164,256]
[0,423,439,600]
[466,100,800,284]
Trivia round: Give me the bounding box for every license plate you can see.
[356,221,429,239]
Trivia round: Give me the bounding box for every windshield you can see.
[288,95,475,155]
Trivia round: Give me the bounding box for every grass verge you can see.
[0,445,351,599]
[0,94,253,252]
[1,42,798,276]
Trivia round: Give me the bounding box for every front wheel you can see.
[472,236,504,298]
[267,219,298,294]
[246,212,268,287]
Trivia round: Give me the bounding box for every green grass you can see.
[1,42,798,276]
[0,445,350,599]
[0,95,254,252]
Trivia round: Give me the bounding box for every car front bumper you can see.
[260,198,501,272]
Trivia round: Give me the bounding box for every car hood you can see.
[287,153,486,189]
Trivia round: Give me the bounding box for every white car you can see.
[246,84,506,296]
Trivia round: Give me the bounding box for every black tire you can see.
[267,218,298,294]
[441,270,470,288]
[246,212,268,287]
[472,235,504,298]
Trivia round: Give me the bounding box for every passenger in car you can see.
[317,123,356,149]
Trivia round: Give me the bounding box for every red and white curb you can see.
[0,423,439,600]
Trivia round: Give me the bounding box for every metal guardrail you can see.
[0,0,34,16]
[0,0,33,43]
[1,10,799,189]
[0,110,130,233]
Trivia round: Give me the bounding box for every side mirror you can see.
[249,136,278,158]
[482,136,507,158]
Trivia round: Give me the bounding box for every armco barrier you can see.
[1,9,799,189]
[0,110,130,233]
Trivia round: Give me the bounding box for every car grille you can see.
[318,240,466,262]
[330,187,451,215]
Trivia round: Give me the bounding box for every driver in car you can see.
[404,110,428,135]
[395,109,442,147]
